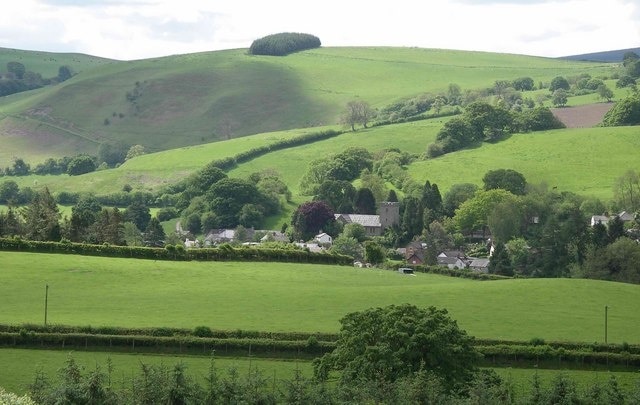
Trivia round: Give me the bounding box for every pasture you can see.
[407,126,640,200]
[1,252,638,343]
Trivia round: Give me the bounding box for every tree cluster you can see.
[0,187,169,247]
[249,32,321,56]
[0,62,74,97]
[602,92,640,126]
[340,100,376,131]
[299,147,373,195]
[178,169,289,234]
[427,102,564,157]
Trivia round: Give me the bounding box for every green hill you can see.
[0,47,614,165]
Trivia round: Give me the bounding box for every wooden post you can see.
[44,284,49,326]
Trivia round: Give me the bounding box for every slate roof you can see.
[334,214,381,228]
[469,258,490,269]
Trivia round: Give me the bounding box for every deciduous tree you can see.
[340,100,375,131]
[291,201,336,241]
[314,304,480,392]
[483,169,527,195]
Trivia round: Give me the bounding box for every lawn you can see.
[1,252,638,343]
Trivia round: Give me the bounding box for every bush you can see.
[193,326,213,337]
[249,33,321,56]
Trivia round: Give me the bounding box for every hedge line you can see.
[0,332,334,356]
[478,344,640,368]
[5,323,639,356]
[214,129,344,168]
[3,331,638,368]
[0,324,339,342]
[0,237,353,265]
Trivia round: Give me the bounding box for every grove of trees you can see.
[249,32,321,56]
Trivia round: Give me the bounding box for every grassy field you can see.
[0,348,312,395]
[0,47,615,164]
[1,252,638,343]
[407,126,640,200]
[1,347,638,397]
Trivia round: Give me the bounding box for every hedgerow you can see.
[0,237,353,265]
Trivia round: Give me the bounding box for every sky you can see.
[0,0,638,61]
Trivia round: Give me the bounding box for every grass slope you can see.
[0,47,112,78]
[0,47,614,165]
[4,118,443,197]
[1,252,637,344]
[408,126,640,199]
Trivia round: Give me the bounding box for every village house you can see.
[469,258,490,273]
[405,241,426,265]
[314,232,333,245]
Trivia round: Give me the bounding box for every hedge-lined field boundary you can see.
[1,324,639,368]
[0,237,353,265]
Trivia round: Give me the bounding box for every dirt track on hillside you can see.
[551,103,614,128]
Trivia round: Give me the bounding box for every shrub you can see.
[193,326,214,338]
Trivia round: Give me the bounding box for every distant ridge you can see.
[560,47,640,63]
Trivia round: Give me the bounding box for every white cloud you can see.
[0,0,637,60]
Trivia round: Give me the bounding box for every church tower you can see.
[378,201,400,230]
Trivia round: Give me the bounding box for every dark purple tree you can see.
[291,201,336,241]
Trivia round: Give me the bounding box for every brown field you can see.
[551,103,614,128]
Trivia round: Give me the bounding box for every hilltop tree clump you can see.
[249,33,321,56]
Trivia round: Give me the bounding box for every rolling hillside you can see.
[0,47,615,165]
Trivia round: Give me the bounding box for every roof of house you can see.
[294,242,324,253]
[334,214,381,228]
[590,215,609,226]
[619,211,635,221]
[437,257,464,266]
[315,232,331,239]
[469,258,490,268]
[438,250,465,258]
[260,231,288,242]
[205,229,236,241]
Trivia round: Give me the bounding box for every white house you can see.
[314,232,333,245]
[184,238,200,248]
